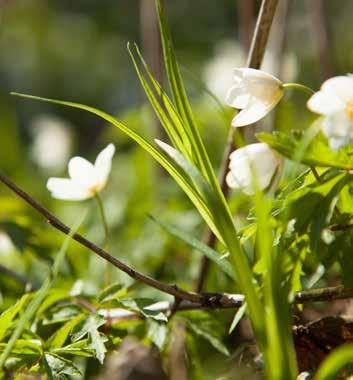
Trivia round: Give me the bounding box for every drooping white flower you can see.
[226,143,283,195]
[47,144,115,201]
[226,68,284,128]
[307,75,353,150]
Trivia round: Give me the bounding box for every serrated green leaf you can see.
[257,131,353,170]
[71,314,107,364]
[44,352,81,379]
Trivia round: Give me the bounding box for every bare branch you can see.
[1,172,353,315]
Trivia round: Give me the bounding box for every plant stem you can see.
[196,0,279,291]
[282,83,315,96]
[95,194,110,285]
[1,173,353,311]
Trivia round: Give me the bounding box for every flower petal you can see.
[225,171,238,189]
[228,143,280,194]
[47,178,91,200]
[68,157,98,189]
[231,99,277,127]
[225,85,251,109]
[307,90,345,115]
[233,68,282,85]
[322,76,353,103]
[94,143,115,184]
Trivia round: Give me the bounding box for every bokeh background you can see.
[0,1,352,376]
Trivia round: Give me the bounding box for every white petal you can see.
[94,143,115,184]
[225,171,238,189]
[322,111,353,138]
[47,178,91,200]
[226,68,282,110]
[233,68,282,85]
[225,85,251,109]
[307,90,345,115]
[228,143,280,194]
[68,157,98,189]
[321,76,353,103]
[231,96,280,127]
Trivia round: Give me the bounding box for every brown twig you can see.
[195,0,279,291]
[0,172,237,308]
[1,173,353,313]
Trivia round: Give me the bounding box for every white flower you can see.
[226,143,283,195]
[226,68,283,128]
[47,144,115,201]
[307,75,353,150]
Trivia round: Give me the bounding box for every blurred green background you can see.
[0,0,352,309]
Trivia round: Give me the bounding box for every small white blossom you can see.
[307,75,353,150]
[226,143,283,195]
[226,68,283,128]
[47,144,115,201]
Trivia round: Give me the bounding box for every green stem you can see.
[95,194,110,285]
[282,82,315,96]
[95,194,109,248]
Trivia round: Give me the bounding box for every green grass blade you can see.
[149,215,235,279]
[155,0,221,191]
[128,43,193,158]
[0,211,87,368]
[254,185,297,379]
[314,344,353,380]
[11,92,219,240]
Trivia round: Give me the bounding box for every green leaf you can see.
[48,314,85,350]
[0,339,42,358]
[71,314,107,364]
[285,173,349,233]
[97,282,126,304]
[257,130,353,170]
[118,298,168,322]
[51,339,96,358]
[0,294,31,341]
[229,303,247,334]
[150,215,235,279]
[314,344,353,380]
[187,321,229,356]
[0,212,86,368]
[44,352,82,379]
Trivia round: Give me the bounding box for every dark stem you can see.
[1,173,353,311]
[195,0,279,291]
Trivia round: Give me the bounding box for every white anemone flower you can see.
[47,144,115,201]
[226,143,283,195]
[226,68,284,128]
[307,75,353,150]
